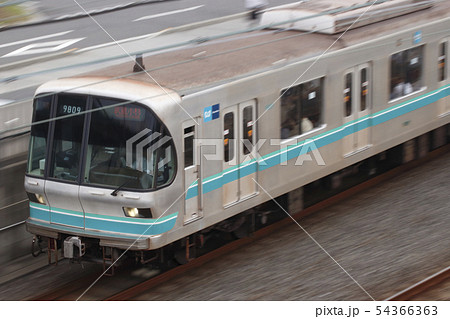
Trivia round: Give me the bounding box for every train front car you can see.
[25,77,182,263]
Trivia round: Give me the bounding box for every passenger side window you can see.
[184,126,195,168]
[224,112,235,162]
[360,68,369,111]
[280,87,299,139]
[280,77,324,139]
[242,106,253,155]
[438,42,447,82]
[390,46,423,100]
[344,73,352,117]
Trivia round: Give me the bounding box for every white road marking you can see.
[0,99,13,106]
[133,5,204,22]
[0,30,74,49]
[4,117,19,125]
[54,2,135,20]
[2,38,85,57]
[77,30,165,52]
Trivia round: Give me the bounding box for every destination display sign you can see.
[113,106,144,121]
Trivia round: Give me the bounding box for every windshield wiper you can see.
[110,177,138,196]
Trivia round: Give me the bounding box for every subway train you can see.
[24,0,450,266]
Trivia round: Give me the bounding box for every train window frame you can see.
[344,72,353,117]
[83,96,177,191]
[223,112,235,163]
[26,94,54,177]
[48,93,88,183]
[280,77,324,140]
[360,68,369,112]
[183,125,195,168]
[438,41,447,82]
[389,45,424,101]
[26,93,178,192]
[242,106,253,155]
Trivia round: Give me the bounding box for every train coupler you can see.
[63,236,85,259]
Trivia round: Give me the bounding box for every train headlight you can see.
[27,192,46,205]
[36,194,46,204]
[123,207,139,217]
[123,207,152,218]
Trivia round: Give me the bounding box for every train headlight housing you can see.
[123,207,152,218]
[124,207,139,217]
[27,192,46,205]
[36,194,46,204]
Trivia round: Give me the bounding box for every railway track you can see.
[386,266,450,301]
[28,145,449,301]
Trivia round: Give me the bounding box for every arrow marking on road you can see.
[2,38,85,58]
[0,31,74,49]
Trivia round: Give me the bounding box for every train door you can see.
[183,118,203,224]
[238,100,258,200]
[222,100,258,207]
[342,63,372,156]
[45,183,85,229]
[45,94,87,229]
[438,39,449,116]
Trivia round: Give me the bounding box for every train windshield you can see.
[84,97,176,189]
[49,94,87,182]
[27,94,176,190]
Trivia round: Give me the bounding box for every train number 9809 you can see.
[63,105,82,114]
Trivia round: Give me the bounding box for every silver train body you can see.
[25,1,450,258]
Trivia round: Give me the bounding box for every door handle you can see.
[89,191,105,196]
[123,194,140,200]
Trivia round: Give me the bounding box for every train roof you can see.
[76,0,450,95]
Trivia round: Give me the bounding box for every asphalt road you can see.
[1,0,295,65]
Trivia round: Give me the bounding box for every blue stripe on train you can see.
[191,84,450,198]
[29,202,178,236]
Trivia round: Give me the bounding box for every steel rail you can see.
[385,266,450,301]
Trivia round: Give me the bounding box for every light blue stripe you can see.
[195,84,450,197]
[51,211,84,228]
[30,203,50,222]
[186,180,199,200]
[29,202,178,237]
[85,215,177,236]
[27,219,147,240]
